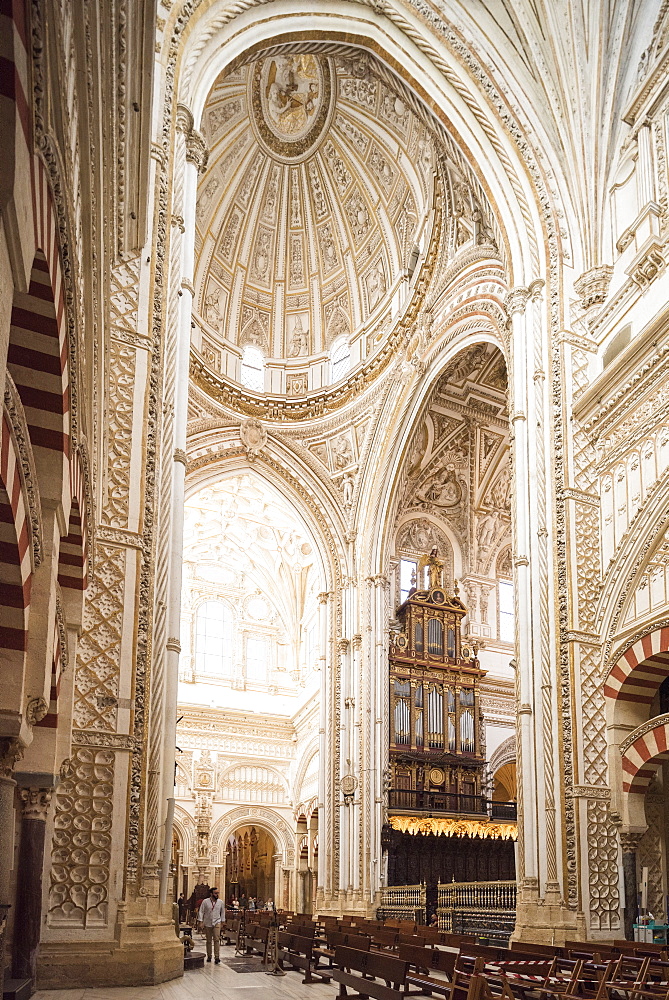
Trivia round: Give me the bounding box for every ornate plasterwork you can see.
[4,377,43,570]
[638,796,667,923]
[389,815,517,839]
[586,798,621,931]
[73,544,125,731]
[391,342,510,582]
[195,52,433,363]
[49,746,114,928]
[210,805,295,864]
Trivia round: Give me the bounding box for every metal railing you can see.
[388,789,486,813]
[377,883,426,924]
[437,880,517,944]
[388,789,517,820]
[491,801,517,821]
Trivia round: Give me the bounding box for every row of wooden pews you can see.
[210,906,669,1000]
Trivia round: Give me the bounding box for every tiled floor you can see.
[34,938,335,1000]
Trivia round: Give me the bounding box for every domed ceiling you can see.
[193,51,436,372]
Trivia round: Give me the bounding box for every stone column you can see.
[0,739,22,999]
[12,787,52,985]
[316,592,331,900]
[273,854,282,909]
[620,832,641,941]
[158,105,208,880]
[506,281,585,942]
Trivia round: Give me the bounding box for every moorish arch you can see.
[605,628,669,724]
[210,806,294,867]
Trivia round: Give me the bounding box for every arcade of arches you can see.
[2,0,669,993]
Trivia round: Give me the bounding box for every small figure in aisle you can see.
[428,911,438,927]
[198,886,225,964]
[178,893,186,923]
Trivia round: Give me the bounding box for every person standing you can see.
[198,887,225,964]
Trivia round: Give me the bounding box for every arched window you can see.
[330,337,351,383]
[240,346,265,392]
[195,601,233,675]
[399,558,417,603]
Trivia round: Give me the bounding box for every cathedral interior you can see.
[2,0,669,995]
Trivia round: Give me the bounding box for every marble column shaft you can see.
[622,850,638,941]
[12,788,51,984]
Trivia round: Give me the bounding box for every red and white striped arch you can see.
[621,719,669,795]
[604,628,669,707]
[57,450,88,593]
[35,613,62,729]
[0,409,32,653]
[9,177,70,463]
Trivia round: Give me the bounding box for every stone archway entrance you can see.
[226,825,278,907]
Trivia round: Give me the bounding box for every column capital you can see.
[619,830,644,852]
[504,286,530,315]
[0,737,24,780]
[19,787,52,821]
[186,130,208,173]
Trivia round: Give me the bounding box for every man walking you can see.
[198,887,225,964]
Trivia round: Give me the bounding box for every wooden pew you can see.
[287,921,317,938]
[278,930,332,984]
[332,946,411,1000]
[220,916,241,945]
[315,931,371,967]
[399,942,457,982]
[372,929,401,951]
[243,922,269,961]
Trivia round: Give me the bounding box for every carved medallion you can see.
[251,55,334,161]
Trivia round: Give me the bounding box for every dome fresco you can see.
[192,51,437,389]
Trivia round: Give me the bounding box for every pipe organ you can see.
[388,551,486,816]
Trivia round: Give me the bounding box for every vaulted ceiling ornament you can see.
[189,44,500,417]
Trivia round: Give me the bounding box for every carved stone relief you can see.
[102,342,136,528]
[49,746,115,927]
[73,544,125,731]
[586,798,621,931]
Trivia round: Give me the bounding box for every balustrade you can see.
[436,879,516,944]
[377,883,426,923]
[388,789,517,819]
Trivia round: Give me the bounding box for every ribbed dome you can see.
[193,52,436,379]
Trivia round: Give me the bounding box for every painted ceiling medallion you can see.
[251,55,333,160]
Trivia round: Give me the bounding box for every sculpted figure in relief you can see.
[342,474,354,508]
[367,259,386,312]
[288,314,309,357]
[477,510,500,552]
[332,434,354,470]
[204,285,223,329]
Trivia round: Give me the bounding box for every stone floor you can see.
[34,938,335,1000]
